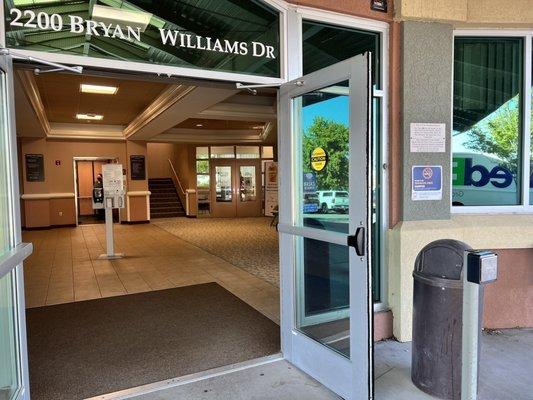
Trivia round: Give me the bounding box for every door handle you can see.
[347,227,365,257]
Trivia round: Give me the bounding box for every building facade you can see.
[0,1,531,399]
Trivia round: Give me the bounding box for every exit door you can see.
[278,54,373,400]
[0,55,32,400]
[210,159,262,218]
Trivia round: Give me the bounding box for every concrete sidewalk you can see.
[375,328,533,400]
[120,329,531,400]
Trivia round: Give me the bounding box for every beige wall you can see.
[19,138,149,227]
[396,0,533,24]
[146,143,193,188]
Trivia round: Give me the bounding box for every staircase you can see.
[148,178,186,219]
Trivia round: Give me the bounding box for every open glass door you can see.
[279,54,373,400]
[0,55,32,400]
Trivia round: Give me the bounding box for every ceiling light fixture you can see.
[196,123,204,127]
[252,125,264,130]
[81,84,119,95]
[76,113,104,121]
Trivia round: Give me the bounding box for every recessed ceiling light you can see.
[76,113,104,121]
[196,123,204,127]
[80,84,119,95]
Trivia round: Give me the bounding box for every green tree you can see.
[465,103,533,174]
[303,116,349,190]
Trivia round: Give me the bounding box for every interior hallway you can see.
[22,223,280,323]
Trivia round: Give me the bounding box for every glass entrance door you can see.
[236,159,262,217]
[0,56,32,400]
[210,160,237,218]
[278,54,372,400]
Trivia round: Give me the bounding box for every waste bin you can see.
[411,239,472,400]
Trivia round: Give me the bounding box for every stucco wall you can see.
[401,21,453,221]
[397,0,533,24]
[388,214,533,341]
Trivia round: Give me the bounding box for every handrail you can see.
[168,159,186,196]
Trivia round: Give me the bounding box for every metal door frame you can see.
[0,54,33,400]
[278,54,373,400]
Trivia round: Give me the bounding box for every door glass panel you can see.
[296,237,350,358]
[215,166,233,202]
[239,166,257,202]
[0,272,20,400]
[296,80,350,233]
[0,69,21,400]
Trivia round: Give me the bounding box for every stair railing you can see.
[168,159,187,207]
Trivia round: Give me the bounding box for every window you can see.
[453,36,530,209]
[236,146,260,159]
[210,146,235,159]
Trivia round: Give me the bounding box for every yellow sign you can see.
[310,147,327,171]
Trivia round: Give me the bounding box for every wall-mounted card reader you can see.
[466,251,498,285]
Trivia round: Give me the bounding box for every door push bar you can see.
[347,227,365,256]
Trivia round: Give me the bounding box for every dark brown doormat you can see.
[26,283,280,400]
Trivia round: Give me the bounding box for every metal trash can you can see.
[411,239,472,400]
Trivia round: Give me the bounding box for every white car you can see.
[317,191,349,213]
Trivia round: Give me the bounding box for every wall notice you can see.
[25,154,44,182]
[412,166,442,201]
[410,123,446,153]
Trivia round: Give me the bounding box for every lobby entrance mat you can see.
[26,283,280,400]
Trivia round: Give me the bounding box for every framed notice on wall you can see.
[130,155,146,180]
[25,154,44,182]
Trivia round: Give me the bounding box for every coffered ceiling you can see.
[15,67,277,143]
[35,74,168,126]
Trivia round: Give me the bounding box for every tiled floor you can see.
[22,223,280,323]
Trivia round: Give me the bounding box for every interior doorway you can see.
[210,159,263,218]
[74,158,118,225]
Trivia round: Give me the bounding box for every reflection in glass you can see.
[5,0,281,78]
[295,80,350,234]
[296,237,350,358]
[302,20,380,88]
[0,273,19,400]
[215,166,232,202]
[0,71,20,400]
[239,166,257,202]
[453,38,523,206]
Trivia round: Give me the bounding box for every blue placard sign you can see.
[303,172,317,194]
[412,166,442,201]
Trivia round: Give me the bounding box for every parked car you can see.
[317,191,349,213]
[303,193,320,213]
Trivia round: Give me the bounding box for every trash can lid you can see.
[414,239,472,280]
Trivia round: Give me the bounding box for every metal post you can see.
[98,205,124,260]
[105,207,114,257]
[461,251,480,400]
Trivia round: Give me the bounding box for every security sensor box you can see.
[467,251,498,284]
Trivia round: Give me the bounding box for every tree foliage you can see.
[303,116,349,190]
[465,104,533,174]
